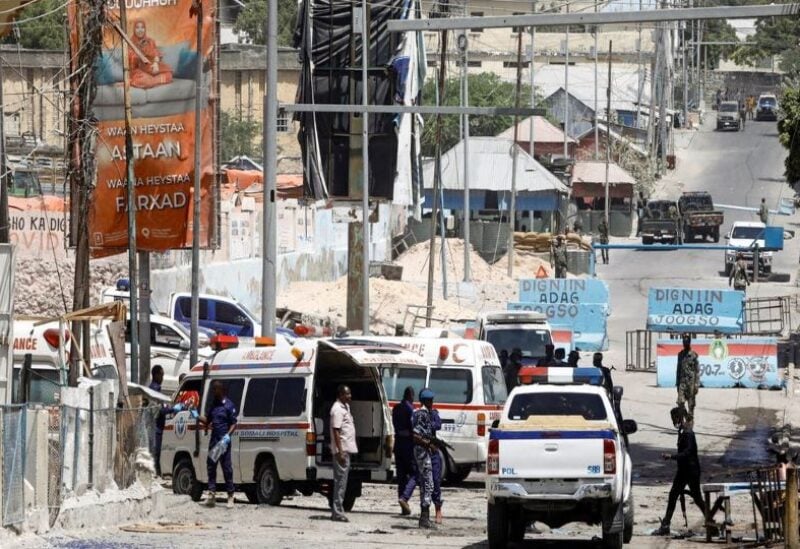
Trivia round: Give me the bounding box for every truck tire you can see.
[684,228,693,242]
[255,459,283,506]
[487,501,509,549]
[713,227,720,243]
[603,528,624,549]
[508,506,526,542]
[173,458,203,502]
[642,236,652,245]
[725,262,732,277]
[623,495,634,543]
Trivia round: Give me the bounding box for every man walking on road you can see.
[668,203,682,245]
[758,197,769,224]
[676,335,700,423]
[636,191,647,235]
[330,385,357,522]
[412,388,438,529]
[598,217,609,264]
[393,386,416,515]
[729,252,751,293]
[654,407,708,536]
[200,381,237,509]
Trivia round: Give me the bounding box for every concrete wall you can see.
[150,202,399,316]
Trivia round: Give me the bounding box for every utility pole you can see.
[563,2,569,157]
[604,41,612,226]
[682,13,688,129]
[189,0,204,367]
[636,0,643,132]
[592,33,598,158]
[508,29,523,278]
[0,60,7,244]
[460,29,471,282]
[359,0,370,333]
[261,0,278,337]
[529,0,536,159]
[119,0,139,384]
[426,6,449,327]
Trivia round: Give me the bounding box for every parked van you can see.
[476,311,553,366]
[161,337,427,507]
[363,336,507,483]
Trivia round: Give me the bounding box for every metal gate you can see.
[744,296,791,336]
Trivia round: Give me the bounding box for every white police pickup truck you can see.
[485,367,637,549]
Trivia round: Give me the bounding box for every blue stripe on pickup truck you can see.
[490,429,615,440]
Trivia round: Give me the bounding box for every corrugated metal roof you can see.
[422,137,569,194]
[572,160,637,186]
[576,123,648,157]
[497,116,576,144]
[535,63,649,114]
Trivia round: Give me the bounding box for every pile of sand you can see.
[277,276,477,335]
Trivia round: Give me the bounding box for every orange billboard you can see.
[69,0,216,251]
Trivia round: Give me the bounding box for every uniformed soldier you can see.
[430,404,445,524]
[676,335,700,423]
[758,197,769,224]
[553,235,568,279]
[412,388,438,529]
[729,252,750,293]
[598,217,610,264]
[654,407,708,536]
[636,192,647,235]
[668,203,682,245]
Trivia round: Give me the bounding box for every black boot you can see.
[419,506,436,529]
[653,518,670,536]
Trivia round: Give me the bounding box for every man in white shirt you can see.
[330,384,358,521]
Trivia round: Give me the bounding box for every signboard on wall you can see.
[647,288,745,333]
[69,0,216,251]
[655,337,780,389]
[508,302,608,351]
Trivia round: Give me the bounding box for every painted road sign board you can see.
[655,337,780,388]
[647,288,745,334]
[519,279,610,306]
[508,302,608,351]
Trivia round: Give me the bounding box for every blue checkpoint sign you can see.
[519,279,609,305]
[763,226,784,251]
[508,302,608,351]
[646,288,745,334]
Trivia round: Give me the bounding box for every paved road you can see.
[8,119,798,549]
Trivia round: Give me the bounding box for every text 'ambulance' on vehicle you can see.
[362,336,508,483]
[161,336,427,509]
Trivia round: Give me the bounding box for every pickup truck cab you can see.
[641,200,678,245]
[724,221,772,276]
[678,192,724,243]
[716,101,742,131]
[486,367,637,548]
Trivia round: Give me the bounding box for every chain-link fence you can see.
[2,405,25,527]
[1,401,157,530]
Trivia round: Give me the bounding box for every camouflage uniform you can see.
[676,349,700,422]
[668,204,682,244]
[412,406,435,509]
[598,219,609,264]
[554,240,568,279]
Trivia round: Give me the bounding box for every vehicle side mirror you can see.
[179,340,191,351]
[612,385,624,403]
[724,234,730,240]
[491,419,500,429]
[621,419,638,435]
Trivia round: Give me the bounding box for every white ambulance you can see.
[9,319,116,404]
[364,336,507,483]
[160,336,427,508]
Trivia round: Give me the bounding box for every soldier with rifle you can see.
[412,388,452,528]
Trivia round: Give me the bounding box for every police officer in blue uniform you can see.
[393,386,416,515]
[412,388,437,529]
[430,400,445,524]
[200,380,238,508]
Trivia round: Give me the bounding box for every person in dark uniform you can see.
[676,334,700,423]
[567,350,580,367]
[393,386,416,515]
[654,407,708,535]
[504,349,523,390]
[148,366,165,476]
[554,348,567,366]
[200,380,238,508]
[592,352,614,394]
[537,344,556,367]
[412,388,438,529]
[430,400,445,524]
[598,217,610,264]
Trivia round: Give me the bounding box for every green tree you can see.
[220,111,261,161]
[421,72,535,157]
[3,0,66,50]
[233,1,298,47]
[731,16,800,79]
[778,88,800,184]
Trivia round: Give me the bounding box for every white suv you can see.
[724,221,772,276]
